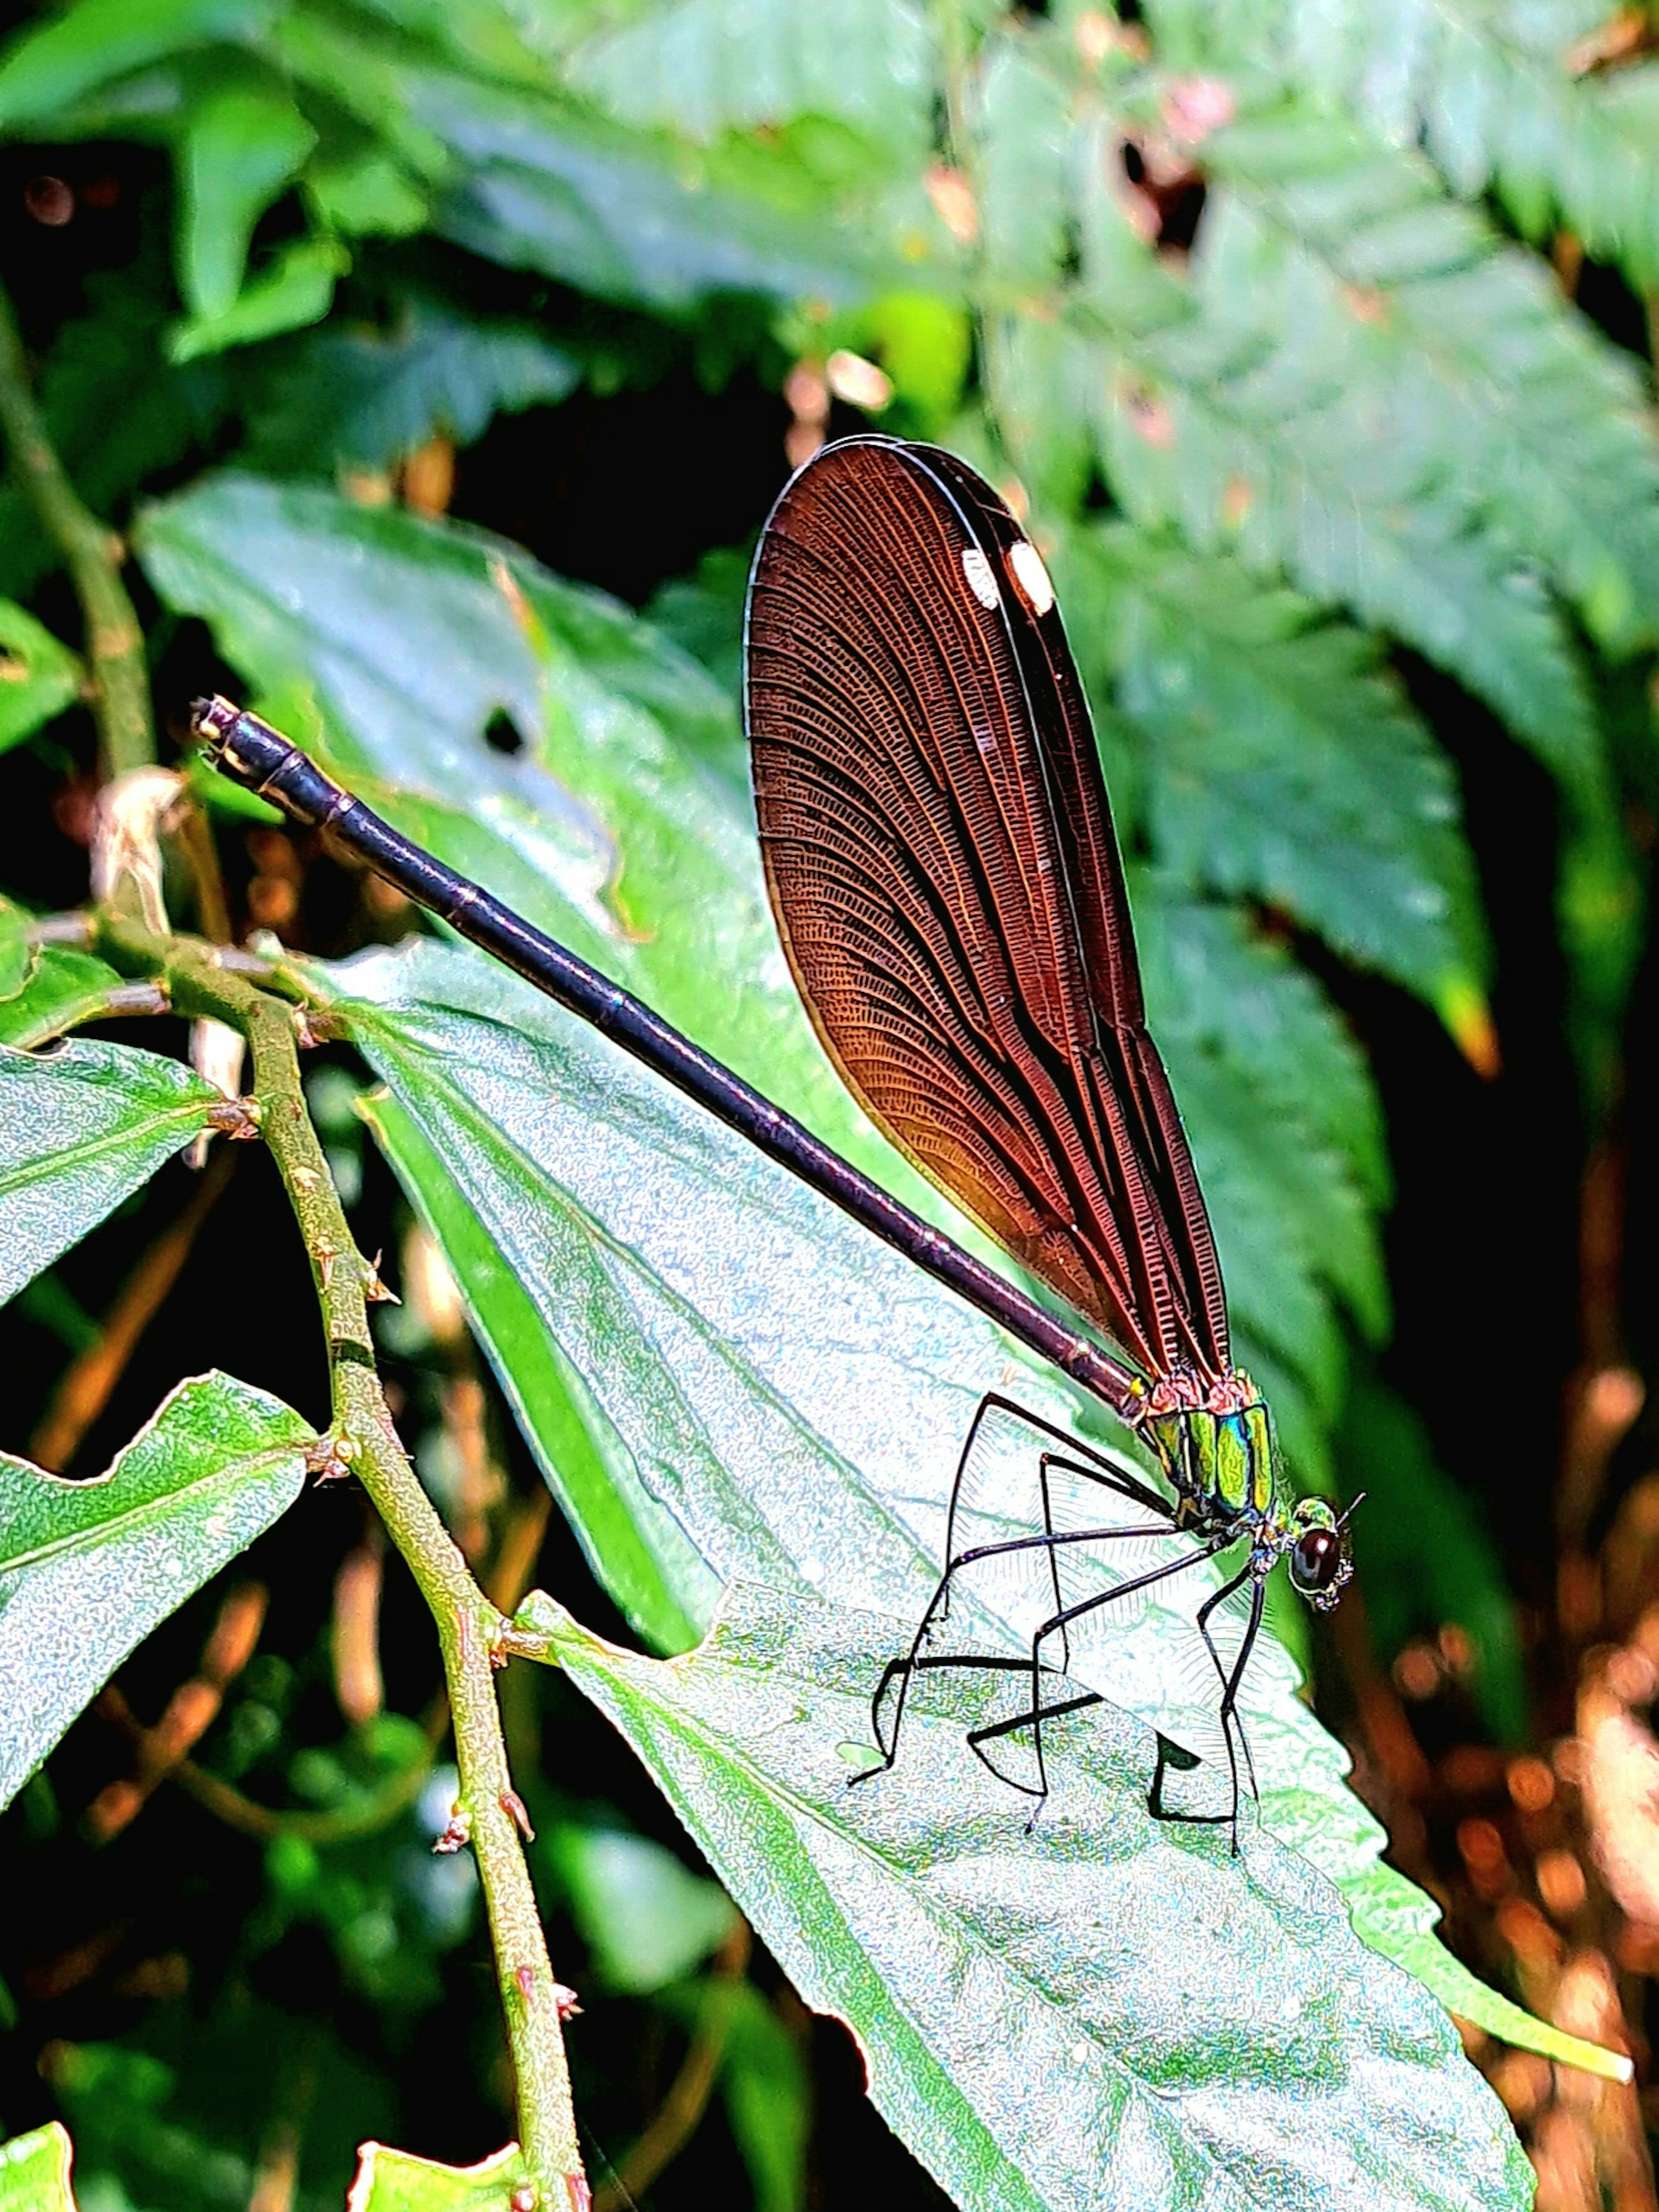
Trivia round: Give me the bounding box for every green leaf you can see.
[0,1372,312,1812]
[168,235,348,364]
[974,25,1622,786]
[305,152,429,238]
[308,944,1609,2077]
[526,1582,1533,2211]
[547,1822,737,1992]
[0,946,133,1048]
[567,0,932,155]
[1059,525,1489,1009]
[346,2141,529,2210]
[1136,883,1389,1411]
[0,0,271,133]
[1337,1370,1527,1743]
[412,67,914,308]
[642,540,752,711]
[1240,0,1659,292]
[249,297,580,472]
[860,289,973,430]
[0,896,140,1049]
[363,1081,705,1653]
[1074,207,1601,791]
[1193,100,1659,659]
[0,2123,77,2212]
[977,33,1074,292]
[175,75,316,320]
[664,1977,807,2212]
[0,601,80,754]
[0,1037,224,1306]
[0,900,30,999]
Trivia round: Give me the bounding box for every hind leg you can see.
[859,1396,1177,1783]
[954,1533,1233,1819]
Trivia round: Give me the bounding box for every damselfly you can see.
[746,439,1354,1842]
[196,436,1354,1847]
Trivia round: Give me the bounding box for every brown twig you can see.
[28,1144,238,1471]
[332,1516,387,1726]
[88,1582,268,1842]
[94,913,586,2205]
[593,1923,753,2212]
[164,1739,437,1846]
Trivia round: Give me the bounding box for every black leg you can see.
[859,1511,1182,1785]
[864,1393,1181,1785]
[1207,1574,1266,1855]
[1009,1533,1233,1820]
[1138,1560,1259,1844]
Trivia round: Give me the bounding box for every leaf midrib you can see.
[569,1623,1350,2211]
[0,1442,304,1576]
[0,1091,213,1198]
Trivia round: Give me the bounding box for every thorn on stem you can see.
[500,1788,535,1841]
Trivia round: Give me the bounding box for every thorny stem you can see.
[95,914,586,2208]
[0,280,153,780]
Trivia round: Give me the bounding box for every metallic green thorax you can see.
[1143,1374,1278,1529]
[1138,1370,1354,1612]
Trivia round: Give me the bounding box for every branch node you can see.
[434,1803,473,1856]
[305,1434,358,1485]
[205,1096,262,1140]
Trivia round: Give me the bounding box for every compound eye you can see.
[1290,1527,1340,1593]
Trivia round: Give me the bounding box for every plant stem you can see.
[0,280,153,779]
[96,916,585,2205]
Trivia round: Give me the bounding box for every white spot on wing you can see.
[962,546,999,609]
[1009,538,1055,615]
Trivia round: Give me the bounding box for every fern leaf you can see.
[566,0,933,156]
[1135,878,1389,1420]
[1058,523,1488,1011]
[1233,0,1659,292]
[1068,122,1603,794]
[1198,103,1659,658]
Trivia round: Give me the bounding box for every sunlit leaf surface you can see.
[0,1373,313,1812]
[316,942,1620,2079]
[347,2139,529,2210]
[0,1037,225,1305]
[0,2122,77,2212]
[524,1582,1534,2212]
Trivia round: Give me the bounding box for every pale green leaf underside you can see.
[1059,525,1488,1008]
[0,2122,77,2212]
[529,1583,1533,2212]
[0,1037,225,1306]
[566,0,932,151]
[0,1372,314,1812]
[315,944,1616,2081]
[347,2139,530,2209]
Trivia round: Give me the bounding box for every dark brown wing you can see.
[744,435,1230,1382]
